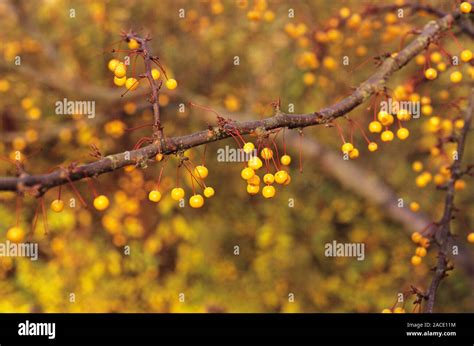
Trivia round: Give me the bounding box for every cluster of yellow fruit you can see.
[284,23,308,39]
[381,307,406,313]
[412,161,466,190]
[296,51,319,70]
[107,59,140,91]
[239,143,292,198]
[21,97,42,120]
[368,109,411,144]
[244,0,275,22]
[425,115,465,137]
[423,49,472,83]
[336,91,430,160]
[107,58,178,91]
[410,231,430,266]
[148,159,214,209]
[314,15,362,45]
[5,226,25,243]
[339,141,368,159]
[50,195,110,213]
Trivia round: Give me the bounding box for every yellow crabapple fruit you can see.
[171,187,185,201]
[339,7,351,18]
[189,194,204,208]
[454,179,466,191]
[260,147,273,160]
[262,185,276,198]
[248,156,263,170]
[454,119,465,129]
[148,190,162,202]
[434,174,446,186]
[6,226,25,243]
[437,62,447,72]
[125,78,139,91]
[243,142,255,154]
[114,63,127,78]
[460,49,472,62]
[341,142,354,153]
[381,130,394,142]
[450,71,463,83]
[128,39,140,49]
[151,68,161,80]
[412,161,423,172]
[467,233,474,243]
[368,142,378,152]
[274,170,289,184]
[397,109,411,121]
[241,167,255,180]
[108,59,120,72]
[416,247,427,257]
[247,184,260,195]
[247,175,260,186]
[411,255,422,266]
[430,52,442,63]
[460,2,472,13]
[424,68,437,80]
[411,232,422,243]
[420,237,430,248]
[263,173,275,184]
[349,148,359,159]
[415,55,426,65]
[166,79,178,90]
[422,104,433,116]
[194,165,209,179]
[263,10,275,22]
[377,111,394,126]
[203,187,215,198]
[410,202,420,212]
[397,128,409,140]
[247,10,260,21]
[93,195,110,211]
[51,199,65,212]
[280,155,291,166]
[369,121,382,133]
[114,76,127,86]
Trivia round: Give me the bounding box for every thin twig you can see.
[123,32,164,141]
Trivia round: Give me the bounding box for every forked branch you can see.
[424,88,474,313]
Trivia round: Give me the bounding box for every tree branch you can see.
[123,32,164,140]
[0,11,460,195]
[424,87,474,313]
[348,2,473,38]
